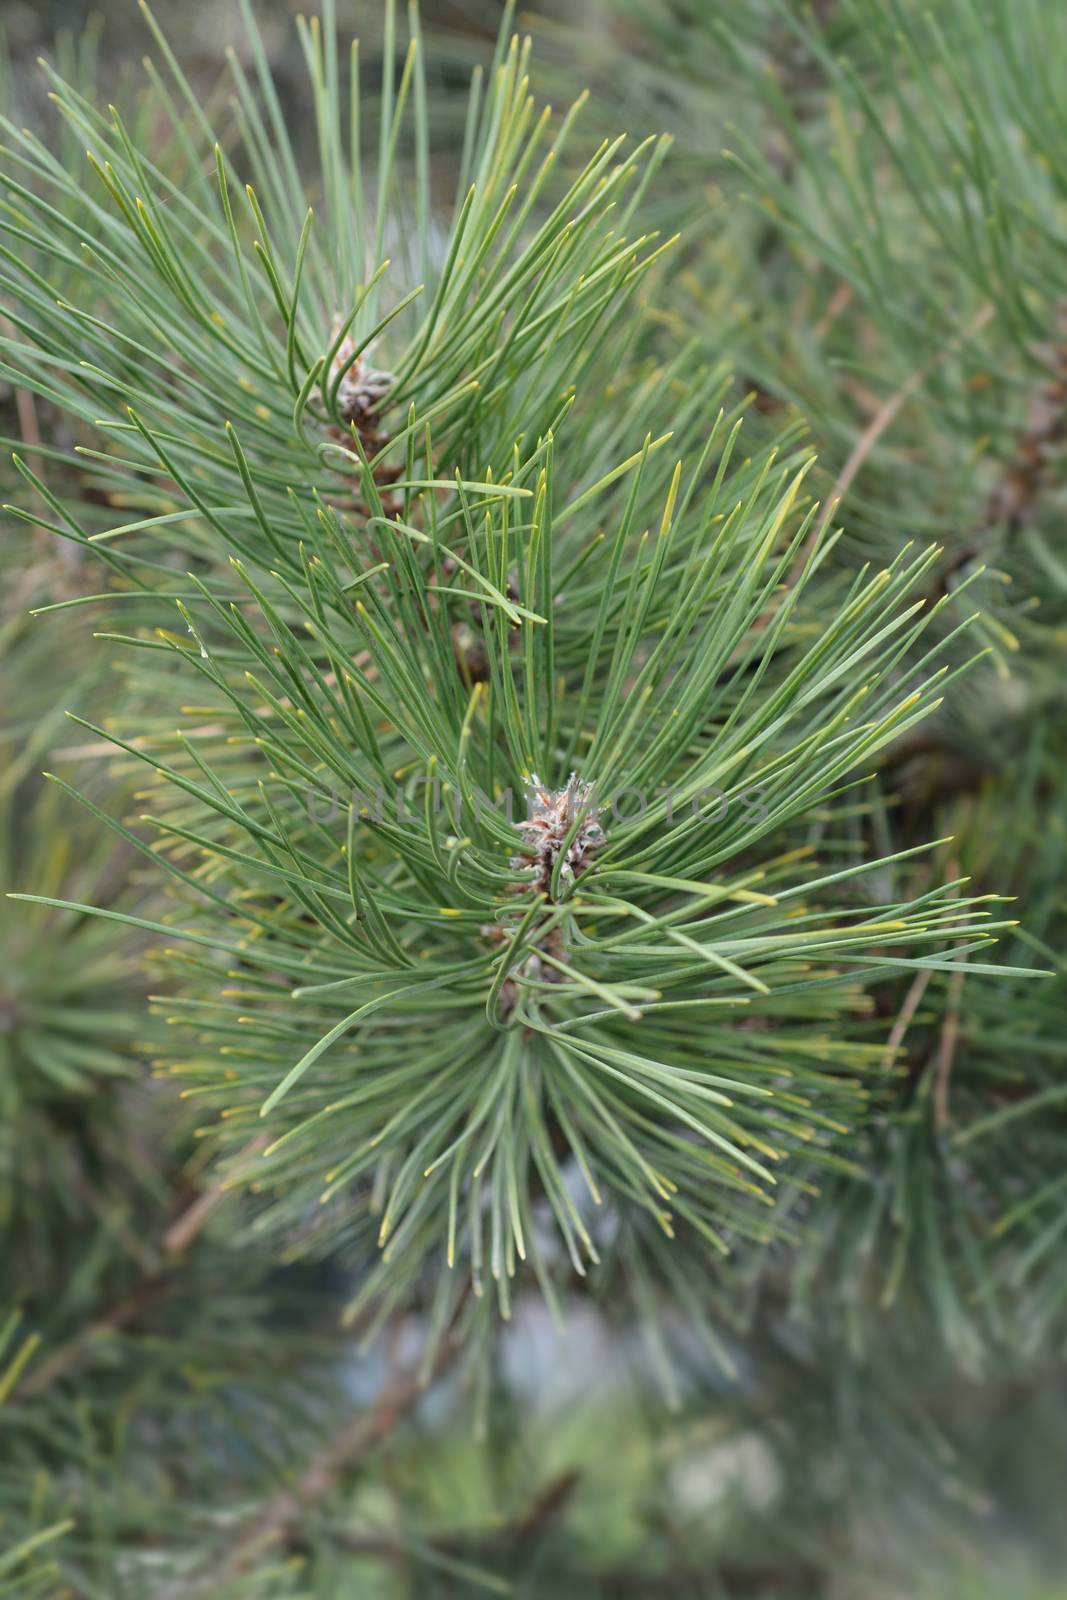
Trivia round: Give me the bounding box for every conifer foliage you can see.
[1,1,1063,1594]
[3,0,1025,1337]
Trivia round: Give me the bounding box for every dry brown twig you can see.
[880,966,934,1074]
[13,1136,268,1403]
[934,959,967,1134]
[163,1133,270,1256]
[793,300,996,584]
[727,302,995,670]
[204,1336,460,1593]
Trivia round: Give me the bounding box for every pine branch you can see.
[204,1334,460,1593]
[11,1276,172,1404]
[2,0,1051,1387]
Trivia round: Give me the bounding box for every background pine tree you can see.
[2,2,1066,1596]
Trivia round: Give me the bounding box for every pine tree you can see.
[1,2,1063,1596]
[547,0,1067,1354]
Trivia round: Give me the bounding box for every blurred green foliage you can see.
[1,2,1066,1597]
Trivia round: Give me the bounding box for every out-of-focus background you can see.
[4,1,1067,1597]
[1,0,532,79]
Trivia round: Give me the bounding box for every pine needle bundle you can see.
[0,5,1039,1369]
